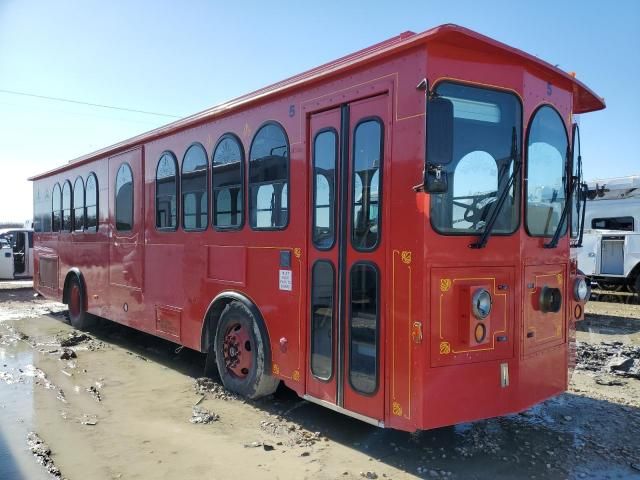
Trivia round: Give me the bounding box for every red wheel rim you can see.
[222,322,253,378]
[69,283,81,319]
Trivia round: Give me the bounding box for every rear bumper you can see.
[421,343,567,430]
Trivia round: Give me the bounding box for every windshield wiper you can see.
[470,127,520,249]
[544,173,577,249]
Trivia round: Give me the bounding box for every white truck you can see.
[576,175,640,292]
[0,228,34,280]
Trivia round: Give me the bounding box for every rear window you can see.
[592,216,634,231]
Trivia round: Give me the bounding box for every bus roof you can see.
[29,24,605,181]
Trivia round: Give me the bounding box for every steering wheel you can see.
[452,191,497,229]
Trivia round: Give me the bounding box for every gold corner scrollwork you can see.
[392,402,403,416]
[439,341,451,355]
[401,250,412,264]
[440,278,452,292]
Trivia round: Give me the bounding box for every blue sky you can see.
[0,0,638,222]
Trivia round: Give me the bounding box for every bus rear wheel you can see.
[66,277,95,330]
[213,301,278,400]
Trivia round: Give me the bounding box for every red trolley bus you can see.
[30,25,604,432]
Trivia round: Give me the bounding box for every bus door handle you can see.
[411,322,423,344]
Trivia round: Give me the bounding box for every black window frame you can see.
[428,80,524,237]
[312,127,339,250]
[114,162,134,232]
[155,150,179,232]
[51,182,62,232]
[211,133,245,231]
[73,176,85,232]
[85,172,99,232]
[524,104,570,238]
[347,261,380,396]
[181,142,209,232]
[61,180,73,232]
[248,120,290,231]
[350,117,384,252]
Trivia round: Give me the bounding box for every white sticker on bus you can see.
[279,269,292,291]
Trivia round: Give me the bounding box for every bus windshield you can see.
[430,82,522,235]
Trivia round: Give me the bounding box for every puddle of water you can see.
[0,342,54,479]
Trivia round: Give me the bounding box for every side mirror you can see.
[425,165,449,193]
[423,96,454,193]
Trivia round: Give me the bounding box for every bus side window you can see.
[212,134,244,230]
[73,176,85,231]
[156,151,179,230]
[249,122,289,230]
[62,180,73,232]
[52,183,62,232]
[85,173,99,231]
[181,143,209,231]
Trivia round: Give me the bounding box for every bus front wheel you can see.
[213,301,279,400]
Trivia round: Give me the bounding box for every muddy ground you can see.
[0,284,639,480]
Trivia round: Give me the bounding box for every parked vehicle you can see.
[576,176,640,291]
[29,24,602,431]
[0,228,34,279]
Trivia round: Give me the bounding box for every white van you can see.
[575,175,640,292]
[0,228,34,279]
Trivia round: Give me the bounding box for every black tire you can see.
[214,301,279,399]
[203,344,220,381]
[66,277,95,330]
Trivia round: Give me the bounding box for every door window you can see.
[313,129,338,249]
[310,261,335,380]
[351,119,383,251]
[115,163,134,231]
[349,263,379,394]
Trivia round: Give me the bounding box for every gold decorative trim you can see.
[440,278,452,292]
[392,402,403,416]
[439,341,451,355]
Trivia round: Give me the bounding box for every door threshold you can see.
[303,395,384,427]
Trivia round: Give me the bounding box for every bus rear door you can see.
[306,94,390,423]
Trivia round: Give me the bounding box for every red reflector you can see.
[574,304,583,319]
[474,323,487,343]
